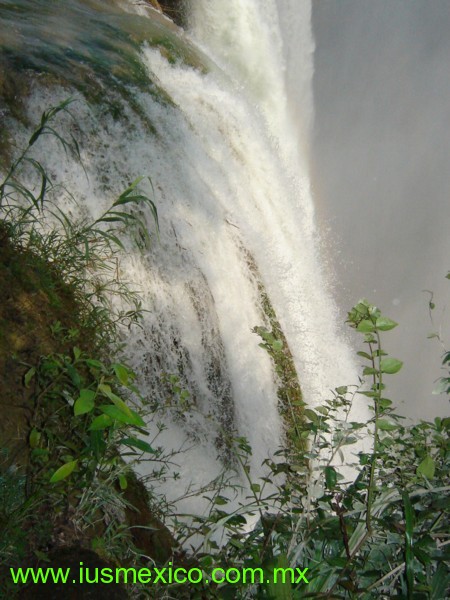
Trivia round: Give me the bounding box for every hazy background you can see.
[311,0,450,420]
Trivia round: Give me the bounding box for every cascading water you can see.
[1,0,367,508]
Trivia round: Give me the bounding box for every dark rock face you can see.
[155,0,188,28]
[0,228,87,469]
[122,472,176,563]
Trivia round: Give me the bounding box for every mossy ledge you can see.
[241,245,306,453]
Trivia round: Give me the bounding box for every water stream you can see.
[0,0,367,507]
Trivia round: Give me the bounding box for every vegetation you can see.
[0,101,166,597]
[0,103,449,599]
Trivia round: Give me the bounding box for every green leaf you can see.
[29,428,41,448]
[66,364,82,388]
[431,563,450,600]
[90,430,106,459]
[214,496,229,506]
[417,455,435,479]
[74,389,96,416]
[363,366,377,376]
[380,357,403,374]
[379,398,393,409]
[376,316,398,331]
[324,466,337,490]
[356,319,375,333]
[86,359,104,369]
[112,363,130,386]
[118,475,128,490]
[50,460,78,483]
[24,367,36,388]
[98,384,133,418]
[442,351,450,364]
[376,419,398,431]
[89,414,113,430]
[336,386,348,395]
[99,405,145,427]
[304,409,320,424]
[358,390,378,398]
[402,491,415,598]
[121,437,156,453]
[432,378,450,395]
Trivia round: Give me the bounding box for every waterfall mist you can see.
[312,0,450,420]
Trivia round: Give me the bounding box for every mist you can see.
[310,0,450,419]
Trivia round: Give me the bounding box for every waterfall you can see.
[1,0,366,509]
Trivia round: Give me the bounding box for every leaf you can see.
[89,414,113,430]
[442,351,450,364]
[432,378,450,395]
[112,363,130,386]
[99,405,145,427]
[324,466,337,490]
[431,563,450,600]
[29,428,41,448]
[66,364,82,388]
[380,357,403,374]
[379,398,393,409]
[74,389,96,416]
[304,409,320,424]
[336,386,348,395]
[402,491,415,598]
[90,430,106,459]
[86,359,104,369]
[118,475,128,490]
[357,319,375,333]
[376,419,398,431]
[50,460,78,483]
[358,390,378,398]
[363,366,377,376]
[417,455,435,479]
[120,437,156,453]
[24,367,36,388]
[376,316,398,331]
[214,496,229,506]
[98,383,133,417]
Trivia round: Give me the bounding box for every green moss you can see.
[253,293,307,455]
[241,248,306,453]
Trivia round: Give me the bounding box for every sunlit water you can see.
[1,0,368,512]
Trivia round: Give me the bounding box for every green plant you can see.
[1,98,159,352]
[0,102,163,591]
[170,300,450,599]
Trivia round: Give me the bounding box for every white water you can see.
[12,0,368,508]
